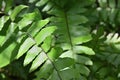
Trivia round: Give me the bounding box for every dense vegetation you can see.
[0,0,120,80]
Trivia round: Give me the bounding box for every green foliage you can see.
[0,0,120,80]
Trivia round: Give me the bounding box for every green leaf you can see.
[18,9,42,30]
[107,54,117,64]
[36,0,49,7]
[23,45,42,66]
[0,36,5,47]
[17,37,36,59]
[107,33,120,43]
[68,15,88,25]
[98,0,107,7]
[10,5,28,21]
[34,8,42,20]
[30,51,47,72]
[68,6,87,14]
[0,16,9,31]
[35,26,56,45]
[76,64,90,76]
[54,57,74,70]
[1,22,17,46]
[18,12,36,30]
[29,0,37,3]
[105,76,116,80]
[60,50,73,58]
[73,46,95,55]
[96,27,104,38]
[4,0,13,12]
[48,47,63,60]
[41,36,52,52]
[75,55,93,65]
[97,67,109,78]
[113,55,120,67]
[42,2,53,12]
[49,70,60,80]
[99,8,108,21]
[0,42,16,68]
[109,0,115,8]
[0,0,2,9]
[79,75,87,80]
[72,34,92,45]
[27,19,49,37]
[59,68,79,80]
[34,60,54,80]
[50,68,79,80]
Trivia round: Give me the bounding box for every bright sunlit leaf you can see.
[17,38,36,59]
[10,5,28,21]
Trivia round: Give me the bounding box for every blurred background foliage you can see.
[0,0,120,80]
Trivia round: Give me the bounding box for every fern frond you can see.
[105,33,120,44]
[32,1,96,80]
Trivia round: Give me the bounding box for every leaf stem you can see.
[64,12,73,49]
[25,33,63,80]
[40,47,63,80]
[64,12,76,69]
